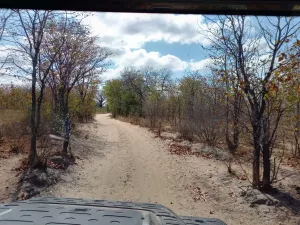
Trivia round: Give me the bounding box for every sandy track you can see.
[0,155,23,203]
[44,114,300,225]
[46,114,191,211]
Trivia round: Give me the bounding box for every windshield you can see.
[0,10,299,225]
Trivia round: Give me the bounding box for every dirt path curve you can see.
[43,114,297,225]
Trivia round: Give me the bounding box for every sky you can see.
[82,12,213,81]
[0,12,214,84]
[1,12,298,84]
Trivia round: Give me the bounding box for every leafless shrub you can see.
[195,124,222,147]
[178,121,194,141]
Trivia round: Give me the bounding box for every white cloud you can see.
[189,58,212,73]
[116,49,188,71]
[101,49,212,81]
[82,12,213,80]
[84,13,209,50]
[101,67,123,80]
[101,48,188,80]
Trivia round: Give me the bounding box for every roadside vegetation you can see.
[0,9,110,199]
[103,16,300,191]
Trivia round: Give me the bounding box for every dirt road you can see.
[44,114,299,225]
[0,155,22,203]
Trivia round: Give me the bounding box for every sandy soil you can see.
[43,114,300,225]
[0,155,23,203]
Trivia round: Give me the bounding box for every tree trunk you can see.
[62,94,70,154]
[232,95,241,149]
[29,60,37,166]
[262,143,271,190]
[295,101,300,157]
[99,99,103,108]
[139,99,143,117]
[252,125,261,188]
[58,87,66,118]
[50,86,59,114]
[225,83,240,173]
[188,90,195,122]
[36,83,45,134]
[58,87,70,154]
[63,139,69,154]
[261,117,271,190]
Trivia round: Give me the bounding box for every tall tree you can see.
[6,10,52,166]
[202,15,299,189]
[47,19,110,153]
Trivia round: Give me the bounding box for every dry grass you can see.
[0,109,29,159]
[0,136,30,159]
[116,116,177,137]
[116,116,150,128]
[0,110,27,126]
[95,107,107,114]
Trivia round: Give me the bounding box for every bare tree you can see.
[212,55,244,172]
[5,10,52,166]
[165,82,180,128]
[35,13,71,133]
[202,15,299,189]
[0,9,13,69]
[0,9,12,40]
[178,71,205,140]
[96,88,106,108]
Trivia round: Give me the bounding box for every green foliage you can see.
[103,79,123,117]
[103,79,142,117]
[68,85,98,122]
[120,90,140,116]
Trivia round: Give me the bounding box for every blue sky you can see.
[143,42,207,62]
[142,42,210,78]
